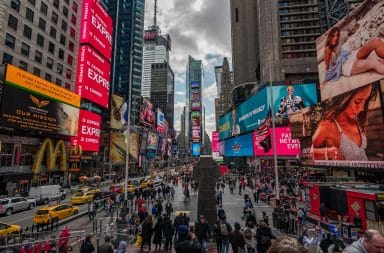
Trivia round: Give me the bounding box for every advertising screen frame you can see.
[224,132,253,157]
[212,131,219,152]
[192,143,201,157]
[146,132,159,150]
[139,98,155,127]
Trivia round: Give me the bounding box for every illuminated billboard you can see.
[76,45,111,108]
[191,81,200,88]
[110,94,126,129]
[109,132,139,164]
[192,127,200,142]
[253,127,301,156]
[192,143,201,157]
[191,111,200,118]
[290,82,384,169]
[191,101,201,111]
[212,131,219,152]
[80,0,113,60]
[147,132,159,150]
[316,0,384,101]
[156,108,165,133]
[140,131,148,154]
[139,98,155,127]
[224,132,253,157]
[71,110,101,151]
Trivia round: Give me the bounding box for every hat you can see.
[200,215,206,219]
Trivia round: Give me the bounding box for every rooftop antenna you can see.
[153,0,157,28]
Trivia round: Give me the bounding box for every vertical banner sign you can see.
[212,131,219,152]
[71,110,101,151]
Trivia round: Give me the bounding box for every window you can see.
[60,34,66,46]
[68,41,74,52]
[50,27,57,39]
[27,0,35,5]
[53,0,59,9]
[71,15,76,25]
[65,82,71,90]
[47,57,53,69]
[61,20,67,31]
[72,2,78,13]
[33,67,40,76]
[45,73,52,82]
[11,0,20,12]
[67,55,73,65]
[57,63,63,74]
[56,78,62,86]
[19,61,28,71]
[2,53,13,64]
[70,27,75,38]
[5,33,16,49]
[40,2,48,15]
[38,18,46,31]
[26,8,34,22]
[235,8,239,22]
[51,12,58,24]
[58,49,64,60]
[48,42,55,54]
[35,50,42,63]
[8,15,18,30]
[62,6,68,17]
[36,34,44,47]
[66,69,72,79]
[23,25,32,39]
[21,42,30,57]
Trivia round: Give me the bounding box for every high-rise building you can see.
[150,62,174,128]
[230,0,260,86]
[186,56,204,153]
[100,0,145,123]
[215,57,233,118]
[0,0,81,91]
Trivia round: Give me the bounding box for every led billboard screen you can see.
[110,94,125,129]
[71,110,101,151]
[192,143,201,156]
[212,131,219,152]
[76,45,111,108]
[146,132,158,150]
[157,108,165,133]
[80,0,113,60]
[139,98,155,127]
[191,81,200,88]
[291,82,384,169]
[317,0,384,101]
[253,127,301,156]
[109,132,139,165]
[224,132,253,157]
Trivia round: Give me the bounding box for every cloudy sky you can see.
[144,0,232,139]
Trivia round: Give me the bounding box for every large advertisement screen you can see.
[76,45,111,108]
[253,127,301,156]
[109,132,139,165]
[224,132,253,157]
[212,131,219,152]
[156,108,165,133]
[290,82,384,168]
[110,94,125,129]
[146,132,159,150]
[192,143,201,157]
[316,0,384,101]
[80,0,113,60]
[139,98,155,127]
[71,110,101,151]
[0,84,79,136]
[218,111,233,140]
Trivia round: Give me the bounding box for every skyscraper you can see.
[215,57,233,118]
[100,0,145,123]
[186,56,204,154]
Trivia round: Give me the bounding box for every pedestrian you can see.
[217,205,226,221]
[239,182,242,195]
[342,229,384,253]
[319,203,327,222]
[98,236,114,253]
[140,215,153,252]
[163,215,175,250]
[59,225,70,251]
[165,201,173,218]
[219,215,232,253]
[117,241,127,253]
[213,220,222,253]
[253,186,259,204]
[195,215,212,253]
[256,221,275,253]
[229,222,246,253]
[242,222,257,253]
[262,211,269,226]
[80,235,95,253]
[174,225,201,253]
[314,226,326,253]
[267,236,307,253]
[153,216,164,251]
[299,228,314,250]
[88,201,95,221]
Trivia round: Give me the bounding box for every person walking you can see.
[141,216,153,252]
[117,241,127,253]
[195,215,212,253]
[163,215,175,251]
[343,229,384,253]
[220,215,232,253]
[242,222,257,253]
[153,216,164,251]
[213,220,222,253]
[229,222,246,253]
[256,221,275,253]
[88,201,95,221]
[80,235,95,253]
[174,225,201,253]
[98,236,114,253]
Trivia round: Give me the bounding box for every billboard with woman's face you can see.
[317,0,384,101]
[290,82,384,169]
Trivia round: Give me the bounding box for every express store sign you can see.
[71,110,101,151]
[80,0,113,60]
[76,45,110,108]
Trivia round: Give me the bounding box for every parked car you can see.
[29,185,66,205]
[0,222,21,237]
[33,204,79,224]
[0,197,36,216]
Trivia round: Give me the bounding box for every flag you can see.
[119,101,129,125]
[256,107,272,153]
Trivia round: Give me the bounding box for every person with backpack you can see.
[220,215,232,253]
[213,220,222,253]
[242,222,257,253]
[256,221,275,253]
[229,222,246,253]
[80,235,95,253]
[195,215,212,253]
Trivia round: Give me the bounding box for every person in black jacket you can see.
[163,216,175,250]
[141,216,153,252]
[153,216,164,251]
[256,221,275,253]
[213,220,222,253]
[175,225,201,253]
[195,215,211,253]
[80,235,95,253]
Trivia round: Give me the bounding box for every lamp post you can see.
[268,50,280,201]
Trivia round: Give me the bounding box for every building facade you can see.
[150,62,174,128]
[215,57,233,118]
[101,0,145,123]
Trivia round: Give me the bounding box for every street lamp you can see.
[268,50,280,201]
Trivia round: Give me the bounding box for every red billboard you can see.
[253,127,301,156]
[80,0,113,60]
[212,131,219,152]
[71,110,101,152]
[76,45,110,108]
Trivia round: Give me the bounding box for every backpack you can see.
[298,235,305,245]
[220,222,229,236]
[151,205,158,215]
[243,228,252,240]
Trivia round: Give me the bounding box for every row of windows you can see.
[280,21,319,29]
[282,52,316,59]
[282,37,315,44]
[25,7,74,34]
[280,15,319,21]
[281,29,320,36]
[279,0,317,7]
[14,0,78,15]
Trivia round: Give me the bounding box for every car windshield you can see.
[36,210,49,215]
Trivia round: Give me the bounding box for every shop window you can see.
[1,143,14,166]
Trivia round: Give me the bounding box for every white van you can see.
[29,185,66,205]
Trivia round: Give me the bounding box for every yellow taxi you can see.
[33,204,79,224]
[71,191,95,205]
[139,179,153,188]
[77,187,99,194]
[0,222,21,237]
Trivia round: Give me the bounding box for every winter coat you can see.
[256,227,275,253]
[163,219,175,239]
[342,238,367,253]
[196,221,211,241]
[141,220,153,241]
[242,227,257,250]
[153,220,164,244]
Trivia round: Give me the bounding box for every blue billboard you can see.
[224,132,253,157]
[218,111,232,140]
[192,143,201,157]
